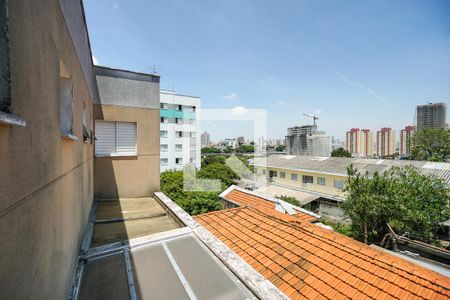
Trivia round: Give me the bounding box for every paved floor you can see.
[91,197,182,247]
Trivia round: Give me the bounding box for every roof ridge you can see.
[246,206,450,295]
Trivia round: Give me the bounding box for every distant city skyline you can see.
[85,1,450,140]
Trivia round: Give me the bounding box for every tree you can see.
[410,128,450,162]
[277,195,300,206]
[201,147,222,154]
[276,145,286,152]
[198,162,239,189]
[160,170,221,215]
[236,145,254,153]
[331,147,352,158]
[342,165,450,245]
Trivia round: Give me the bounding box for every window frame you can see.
[334,179,344,190]
[291,173,298,181]
[317,177,326,186]
[302,175,314,184]
[95,120,137,157]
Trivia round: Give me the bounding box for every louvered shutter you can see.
[95,121,116,156]
[116,122,137,155]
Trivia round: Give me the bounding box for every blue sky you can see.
[84,0,450,141]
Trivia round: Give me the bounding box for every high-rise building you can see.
[237,136,245,145]
[400,126,415,157]
[345,128,373,157]
[416,102,447,129]
[306,133,331,157]
[286,124,331,156]
[286,125,317,156]
[160,90,201,172]
[376,127,396,157]
[360,129,374,157]
[201,131,210,147]
[346,128,361,154]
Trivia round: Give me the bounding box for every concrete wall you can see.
[94,104,160,198]
[0,0,94,299]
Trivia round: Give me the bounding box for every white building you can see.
[160,90,201,172]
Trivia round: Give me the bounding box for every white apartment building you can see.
[160,90,201,172]
[376,127,396,157]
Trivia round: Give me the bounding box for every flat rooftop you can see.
[69,195,283,300]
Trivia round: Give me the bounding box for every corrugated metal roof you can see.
[253,155,450,185]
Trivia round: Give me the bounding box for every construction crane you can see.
[303,113,319,126]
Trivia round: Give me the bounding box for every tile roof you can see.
[221,186,319,223]
[195,200,450,299]
[253,155,450,186]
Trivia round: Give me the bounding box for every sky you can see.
[84,0,450,141]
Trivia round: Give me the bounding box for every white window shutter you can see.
[116,122,137,155]
[95,121,116,156]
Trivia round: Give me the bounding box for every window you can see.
[95,121,137,156]
[0,1,10,114]
[177,105,182,111]
[160,117,168,123]
[262,169,266,175]
[175,158,183,165]
[176,118,183,124]
[160,158,168,166]
[190,158,195,163]
[291,173,298,181]
[302,175,314,184]
[269,170,277,177]
[82,106,91,142]
[334,179,344,190]
[176,131,183,138]
[175,144,183,151]
[160,144,168,152]
[317,177,326,185]
[160,130,168,138]
[190,132,196,138]
[60,60,76,139]
[160,103,168,109]
[280,171,286,179]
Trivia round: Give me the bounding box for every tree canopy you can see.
[276,195,300,206]
[160,155,252,215]
[409,128,450,162]
[331,147,352,158]
[341,165,450,245]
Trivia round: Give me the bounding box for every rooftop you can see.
[195,192,450,299]
[253,155,450,185]
[70,194,286,299]
[220,185,320,223]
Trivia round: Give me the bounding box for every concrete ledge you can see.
[0,111,26,127]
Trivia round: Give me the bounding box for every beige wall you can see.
[0,0,94,299]
[94,104,160,198]
[256,166,347,199]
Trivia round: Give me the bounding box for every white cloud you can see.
[92,56,99,65]
[232,106,248,116]
[223,93,239,100]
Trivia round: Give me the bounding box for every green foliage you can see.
[276,195,300,206]
[276,145,286,152]
[198,162,239,189]
[235,145,255,153]
[320,218,355,238]
[410,128,450,162]
[331,147,352,158]
[341,165,450,244]
[160,170,221,215]
[201,147,222,154]
[161,155,253,215]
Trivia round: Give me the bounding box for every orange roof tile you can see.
[222,187,319,223]
[195,205,450,299]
